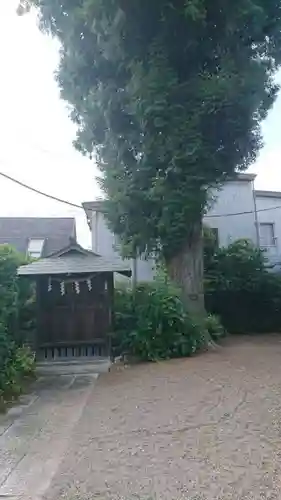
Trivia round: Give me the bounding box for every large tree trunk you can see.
[165,221,205,318]
[165,221,217,349]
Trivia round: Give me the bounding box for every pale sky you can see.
[0,0,102,247]
[0,1,280,248]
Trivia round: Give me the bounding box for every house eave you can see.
[255,190,281,199]
[233,173,257,182]
[82,201,106,230]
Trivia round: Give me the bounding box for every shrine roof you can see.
[17,242,131,277]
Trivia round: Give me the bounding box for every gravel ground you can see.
[45,335,281,500]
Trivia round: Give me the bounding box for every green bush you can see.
[0,245,35,342]
[114,281,210,361]
[0,338,35,407]
[205,239,281,333]
[204,314,226,341]
[0,245,35,408]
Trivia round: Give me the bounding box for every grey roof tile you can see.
[0,217,76,256]
[17,244,131,277]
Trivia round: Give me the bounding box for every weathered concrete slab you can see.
[36,357,111,376]
[0,374,97,500]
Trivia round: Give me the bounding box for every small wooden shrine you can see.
[18,243,131,361]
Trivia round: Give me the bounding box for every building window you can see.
[259,223,275,247]
[27,238,45,258]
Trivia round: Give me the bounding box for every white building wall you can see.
[87,176,259,282]
[205,179,257,247]
[92,211,155,282]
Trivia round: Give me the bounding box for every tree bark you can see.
[165,221,218,349]
[165,221,205,318]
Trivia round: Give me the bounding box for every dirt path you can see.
[44,336,281,500]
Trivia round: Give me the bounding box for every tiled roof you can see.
[17,243,131,277]
[0,217,76,256]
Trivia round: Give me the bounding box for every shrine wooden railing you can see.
[37,339,109,361]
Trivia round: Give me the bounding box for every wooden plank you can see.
[39,339,106,347]
[36,272,112,357]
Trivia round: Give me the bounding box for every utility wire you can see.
[0,171,83,210]
[204,204,281,218]
[1,169,281,218]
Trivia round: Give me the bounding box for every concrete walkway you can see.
[0,374,98,500]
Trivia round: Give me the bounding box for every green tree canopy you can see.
[24,0,281,314]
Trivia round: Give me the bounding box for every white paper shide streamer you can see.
[47,275,95,294]
[60,281,65,296]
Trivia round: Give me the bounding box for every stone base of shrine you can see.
[36,357,111,376]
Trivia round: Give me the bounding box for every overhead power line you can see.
[0,171,83,210]
[1,169,281,218]
[204,204,281,218]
